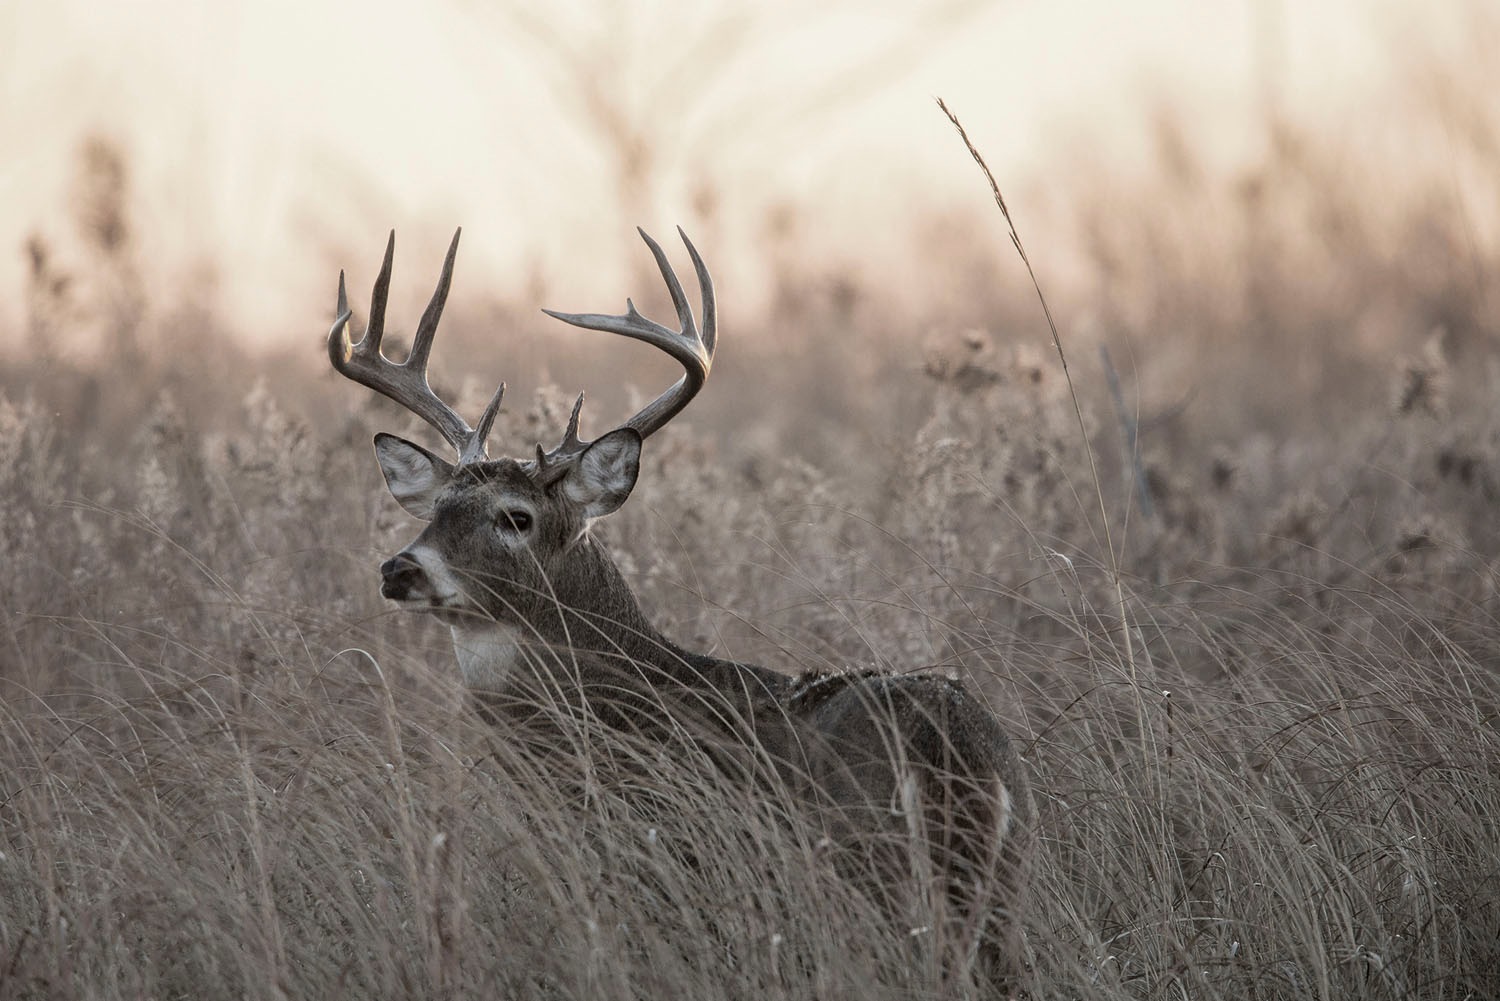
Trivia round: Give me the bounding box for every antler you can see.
[533,227,716,481]
[329,229,504,466]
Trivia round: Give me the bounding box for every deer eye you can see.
[497,509,533,533]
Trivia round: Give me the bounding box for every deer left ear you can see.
[374,433,454,520]
[563,428,641,521]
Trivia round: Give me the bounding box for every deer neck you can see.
[541,532,692,667]
[443,535,674,696]
[543,534,791,703]
[450,532,786,705]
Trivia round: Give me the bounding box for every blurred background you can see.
[2,0,1497,478]
[6,0,1489,338]
[8,8,1500,995]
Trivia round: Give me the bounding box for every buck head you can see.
[329,226,714,660]
[372,428,640,627]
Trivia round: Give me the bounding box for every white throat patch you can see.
[450,623,524,691]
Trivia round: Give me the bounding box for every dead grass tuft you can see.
[6,67,1500,994]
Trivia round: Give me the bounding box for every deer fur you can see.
[331,228,1033,991]
[372,428,1032,986]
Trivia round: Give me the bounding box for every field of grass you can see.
[4,81,1500,998]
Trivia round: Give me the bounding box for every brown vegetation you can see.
[3,74,1500,997]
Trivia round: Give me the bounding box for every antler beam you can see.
[328,228,504,466]
[534,227,716,477]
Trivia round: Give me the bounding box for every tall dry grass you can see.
[4,60,1500,997]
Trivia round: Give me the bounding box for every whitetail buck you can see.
[328,228,1032,989]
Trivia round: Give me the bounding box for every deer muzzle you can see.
[380,551,426,601]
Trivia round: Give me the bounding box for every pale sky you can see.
[0,0,1430,347]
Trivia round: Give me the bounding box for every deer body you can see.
[330,229,1032,989]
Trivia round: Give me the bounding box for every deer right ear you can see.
[562,428,642,521]
[373,433,453,520]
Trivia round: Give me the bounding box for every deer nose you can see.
[380,551,425,600]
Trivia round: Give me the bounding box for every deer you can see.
[327,227,1033,990]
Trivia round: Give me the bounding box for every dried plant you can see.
[4,77,1500,997]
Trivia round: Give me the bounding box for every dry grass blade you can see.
[6,91,1500,997]
[936,96,1145,743]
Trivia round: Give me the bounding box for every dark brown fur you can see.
[376,440,1033,991]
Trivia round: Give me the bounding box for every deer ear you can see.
[373,433,453,520]
[563,428,641,521]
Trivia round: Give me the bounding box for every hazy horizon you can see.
[1,0,1429,351]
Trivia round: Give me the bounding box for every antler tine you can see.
[329,228,500,464]
[462,381,507,467]
[367,231,395,355]
[327,232,394,370]
[642,226,697,343]
[405,228,460,375]
[540,228,715,444]
[530,393,588,483]
[678,226,717,358]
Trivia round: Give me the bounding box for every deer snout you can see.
[380,551,426,600]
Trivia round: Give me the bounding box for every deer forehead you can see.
[434,460,544,514]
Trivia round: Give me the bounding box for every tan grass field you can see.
[4,74,1500,998]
